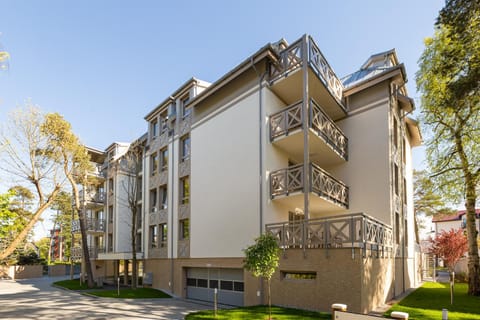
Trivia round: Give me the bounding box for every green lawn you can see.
[387,282,480,320]
[53,278,95,290]
[186,305,330,320]
[87,287,171,299]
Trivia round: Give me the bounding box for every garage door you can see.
[186,268,244,306]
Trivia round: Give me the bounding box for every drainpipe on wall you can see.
[169,107,176,295]
[250,56,267,305]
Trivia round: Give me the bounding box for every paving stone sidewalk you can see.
[0,276,210,320]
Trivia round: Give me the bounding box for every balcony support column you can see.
[301,35,310,223]
[301,35,310,257]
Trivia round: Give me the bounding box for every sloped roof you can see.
[432,209,480,222]
[342,49,398,88]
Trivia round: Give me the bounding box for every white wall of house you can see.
[114,173,133,253]
[333,102,391,225]
[190,91,260,258]
[263,88,294,225]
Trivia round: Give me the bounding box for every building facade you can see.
[78,35,421,313]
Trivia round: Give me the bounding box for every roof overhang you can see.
[405,117,422,147]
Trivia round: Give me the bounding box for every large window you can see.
[160,185,167,209]
[179,219,190,240]
[150,225,158,248]
[160,148,168,171]
[160,223,167,247]
[180,177,190,204]
[150,152,158,176]
[150,188,157,212]
[180,135,190,161]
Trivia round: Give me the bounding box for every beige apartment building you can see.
[75,34,421,313]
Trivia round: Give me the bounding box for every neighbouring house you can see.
[74,34,421,313]
[432,209,480,273]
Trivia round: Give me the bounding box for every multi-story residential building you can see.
[81,34,421,313]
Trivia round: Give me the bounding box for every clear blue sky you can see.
[1,1,444,236]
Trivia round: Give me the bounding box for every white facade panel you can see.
[190,92,260,258]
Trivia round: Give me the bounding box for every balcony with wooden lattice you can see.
[266,212,392,255]
[270,163,348,212]
[269,99,348,166]
[269,35,346,121]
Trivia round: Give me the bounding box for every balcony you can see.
[269,35,346,120]
[72,218,106,234]
[269,99,348,164]
[71,246,99,261]
[270,163,348,211]
[79,190,105,208]
[266,213,392,254]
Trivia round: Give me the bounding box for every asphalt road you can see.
[0,276,210,320]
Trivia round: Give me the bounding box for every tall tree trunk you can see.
[0,187,60,260]
[465,181,480,295]
[131,206,137,289]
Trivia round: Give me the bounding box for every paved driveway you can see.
[0,276,210,319]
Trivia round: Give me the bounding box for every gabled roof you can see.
[342,49,402,88]
[432,209,480,223]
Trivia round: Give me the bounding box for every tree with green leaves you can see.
[416,0,480,295]
[51,191,74,262]
[244,233,280,320]
[0,106,62,261]
[41,112,95,288]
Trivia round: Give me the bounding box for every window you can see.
[160,109,168,134]
[108,234,113,252]
[160,148,168,171]
[150,225,158,248]
[394,164,399,196]
[108,178,114,194]
[180,177,190,204]
[150,153,158,176]
[395,212,400,245]
[108,205,113,223]
[160,185,167,209]
[393,118,398,147]
[179,219,190,240]
[404,219,408,247]
[151,119,159,138]
[150,188,157,212]
[220,280,233,291]
[181,96,191,118]
[282,271,317,280]
[180,135,190,161]
[160,223,167,247]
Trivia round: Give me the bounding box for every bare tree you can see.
[0,106,62,261]
[118,140,144,289]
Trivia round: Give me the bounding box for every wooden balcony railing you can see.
[309,99,348,160]
[269,99,348,160]
[270,163,349,208]
[266,213,393,255]
[269,35,344,103]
